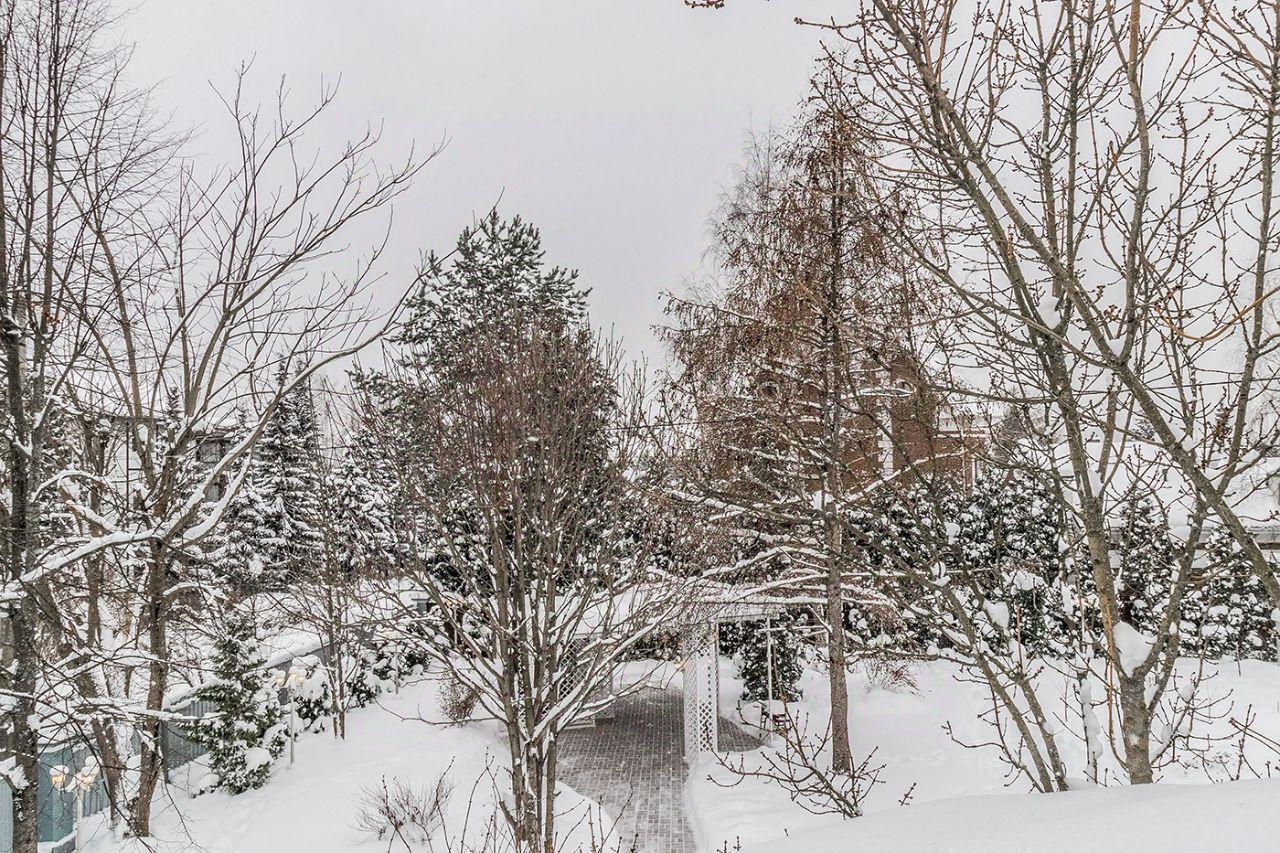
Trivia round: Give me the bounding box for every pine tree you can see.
[216,369,325,591]
[847,488,945,653]
[188,608,287,794]
[327,427,400,576]
[352,212,608,655]
[213,471,274,590]
[255,368,324,584]
[1116,497,1178,636]
[399,211,587,375]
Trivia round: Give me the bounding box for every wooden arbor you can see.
[680,588,785,760]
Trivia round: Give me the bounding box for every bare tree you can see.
[0,42,432,835]
[795,0,1280,785]
[687,0,1280,786]
[0,1,170,846]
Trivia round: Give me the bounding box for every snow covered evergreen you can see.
[1116,497,1178,637]
[398,210,588,372]
[952,473,1071,658]
[188,608,288,794]
[214,370,324,590]
[326,428,399,575]
[1197,529,1276,661]
[724,616,805,703]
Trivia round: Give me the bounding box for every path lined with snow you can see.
[559,686,760,853]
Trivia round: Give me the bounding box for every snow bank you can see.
[750,779,1280,853]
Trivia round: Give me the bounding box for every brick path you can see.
[559,687,760,853]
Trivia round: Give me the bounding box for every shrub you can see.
[354,772,452,848]
[439,673,479,724]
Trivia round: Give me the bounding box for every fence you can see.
[0,640,326,853]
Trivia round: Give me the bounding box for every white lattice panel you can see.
[681,623,719,758]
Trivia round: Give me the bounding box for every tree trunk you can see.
[825,556,853,774]
[130,548,170,835]
[8,604,41,853]
[819,105,855,777]
[4,282,39,853]
[1118,676,1154,784]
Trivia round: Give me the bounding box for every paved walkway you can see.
[559,687,760,853]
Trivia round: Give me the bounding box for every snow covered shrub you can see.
[972,560,1075,659]
[440,672,479,724]
[371,636,409,690]
[949,473,1074,658]
[292,656,334,733]
[187,608,288,794]
[716,709,883,818]
[846,491,945,654]
[345,645,391,708]
[354,772,452,848]
[397,621,436,676]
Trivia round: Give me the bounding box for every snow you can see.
[688,658,1280,853]
[983,601,1010,631]
[242,746,272,772]
[1114,621,1154,674]
[72,655,1280,853]
[751,779,1280,853]
[1035,292,1060,324]
[83,678,616,853]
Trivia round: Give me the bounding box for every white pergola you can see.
[679,587,786,759]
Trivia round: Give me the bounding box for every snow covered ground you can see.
[82,678,615,853]
[73,658,1280,853]
[689,658,1280,852]
[754,778,1280,853]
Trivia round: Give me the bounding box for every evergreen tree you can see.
[954,473,1060,578]
[254,368,324,583]
[725,616,804,703]
[399,211,587,375]
[215,370,325,591]
[212,471,273,590]
[344,645,391,708]
[353,212,609,657]
[950,473,1071,657]
[847,487,945,653]
[327,429,399,576]
[188,608,287,794]
[1115,497,1178,636]
[1198,529,1275,660]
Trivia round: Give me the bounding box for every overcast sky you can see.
[125,0,841,364]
